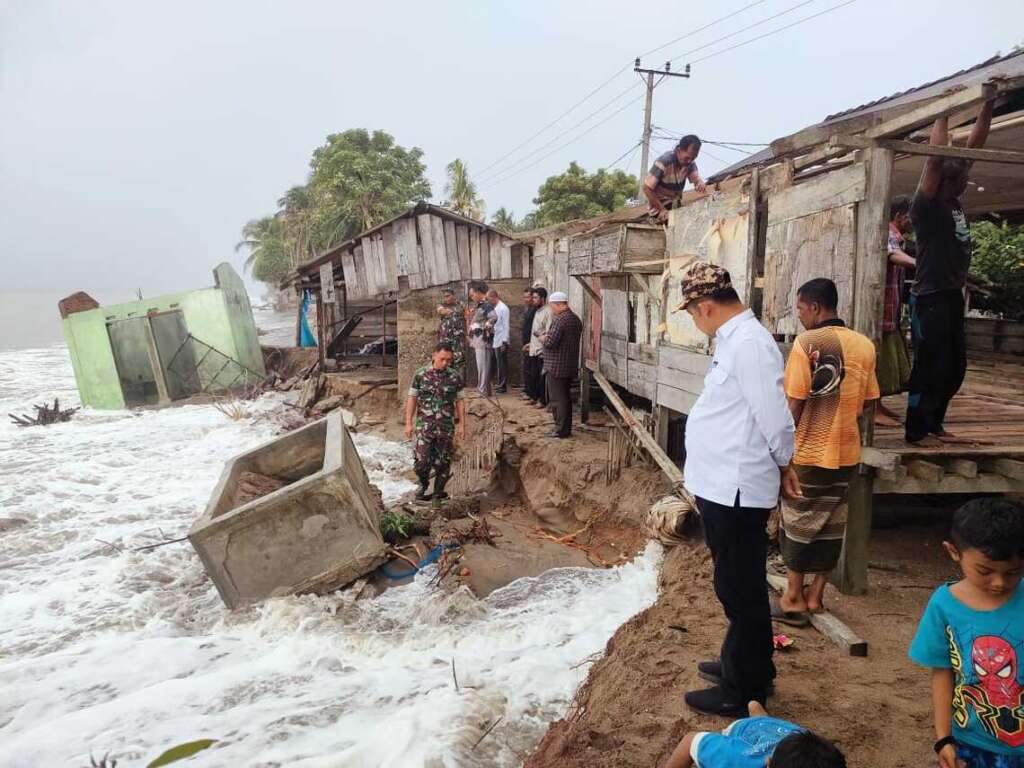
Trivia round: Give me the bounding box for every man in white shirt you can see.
[677,261,798,717]
[487,289,511,393]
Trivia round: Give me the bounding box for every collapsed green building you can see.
[59,263,266,410]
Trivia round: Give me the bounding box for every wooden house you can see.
[517,50,1024,594]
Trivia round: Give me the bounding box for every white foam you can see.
[0,342,662,767]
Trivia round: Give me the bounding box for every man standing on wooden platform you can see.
[643,135,708,222]
[778,279,879,619]
[467,281,498,396]
[405,342,466,502]
[678,261,796,717]
[436,288,467,384]
[905,98,995,445]
[540,291,582,439]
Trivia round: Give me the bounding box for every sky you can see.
[1,0,1021,304]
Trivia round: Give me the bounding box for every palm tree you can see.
[277,185,317,265]
[490,207,517,233]
[443,158,484,220]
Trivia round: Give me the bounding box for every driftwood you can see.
[9,398,79,427]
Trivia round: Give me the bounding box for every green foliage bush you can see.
[970,220,1024,320]
[379,510,414,543]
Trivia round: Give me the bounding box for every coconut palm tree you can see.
[489,207,517,233]
[443,158,484,220]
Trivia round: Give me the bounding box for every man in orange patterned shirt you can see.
[776,278,879,620]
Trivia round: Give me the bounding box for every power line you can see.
[637,0,769,59]
[665,0,820,65]
[480,96,645,189]
[478,81,640,183]
[604,141,643,171]
[690,0,860,64]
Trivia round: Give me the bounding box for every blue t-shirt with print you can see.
[909,582,1024,756]
[694,716,803,767]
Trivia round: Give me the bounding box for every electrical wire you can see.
[603,141,643,171]
[480,96,644,189]
[478,81,640,183]
[667,0,820,64]
[690,0,860,64]
[636,0,769,59]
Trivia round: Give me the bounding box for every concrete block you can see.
[189,410,386,608]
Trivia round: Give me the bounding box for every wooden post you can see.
[655,405,671,451]
[579,277,591,424]
[832,468,874,595]
[294,288,303,346]
[341,284,349,358]
[851,147,895,343]
[315,293,325,366]
[381,295,387,368]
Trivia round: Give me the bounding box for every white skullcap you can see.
[549,291,569,303]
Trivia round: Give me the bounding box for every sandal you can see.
[770,598,810,627]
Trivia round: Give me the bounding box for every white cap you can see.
[549,291,569,303]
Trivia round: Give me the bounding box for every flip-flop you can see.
[770,598,810,627]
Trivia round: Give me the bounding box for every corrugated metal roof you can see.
[710,49,1024,182]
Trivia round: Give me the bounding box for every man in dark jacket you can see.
[540,291,583,439]
[519,288,537,400]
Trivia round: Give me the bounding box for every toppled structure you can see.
[59,263,265,409]
[189,410,387,609]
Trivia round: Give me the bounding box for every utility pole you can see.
[634,58,691,199]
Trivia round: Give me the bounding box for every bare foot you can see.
[906,435,943,448]
[803,585,824,614]
[874,411,900,427]
[748,701,769,718]
[778,592,808,614]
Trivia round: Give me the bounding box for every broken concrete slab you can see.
[189,409,387,609]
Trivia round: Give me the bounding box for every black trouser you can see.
[697,495,775,701]
[524,355,544,402]
[547,376,572,436]
[905,289,966,442]
[492,343,508,390]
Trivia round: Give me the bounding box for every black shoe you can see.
[415,488,433,501]
[495,387,507,394]
[548,430,570,439]
[684,686,750,718]
[697,661,776,694]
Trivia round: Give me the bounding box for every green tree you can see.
[530,162,637,227]
[235,216,293,286]
[489,206,517,233]
[309,129,431,244]
[443,158,484,219]
[970,220,1024,319]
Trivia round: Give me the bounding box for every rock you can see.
[310,395,346,415]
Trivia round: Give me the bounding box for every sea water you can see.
[0,333,661,767]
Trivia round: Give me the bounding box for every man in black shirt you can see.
[905,98,994,444]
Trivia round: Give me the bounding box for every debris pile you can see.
[8,398,79,427]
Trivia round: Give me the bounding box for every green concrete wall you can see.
[61,264,265,409]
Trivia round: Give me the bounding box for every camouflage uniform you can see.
[409,364,464,489]
[438,302,467,382]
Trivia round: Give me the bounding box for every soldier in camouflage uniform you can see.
[404,342,466,501]
[436,288,467,383]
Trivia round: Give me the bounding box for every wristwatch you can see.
[933,735,956,754]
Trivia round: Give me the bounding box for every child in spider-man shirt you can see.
[910,498,1024,768]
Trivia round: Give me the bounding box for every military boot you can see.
[415,472,433,502]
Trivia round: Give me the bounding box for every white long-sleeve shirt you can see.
[683,309,795,509]
[492,300,510,346]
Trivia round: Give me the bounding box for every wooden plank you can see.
[444,220,461,281]
[393,219,421,289]
[622,224,666,267]
[979,457,1024,480]
[381,224,399,291]
[416,214,438,287]
[627,359,657,400]
[592,229,623,273]
[766,161,866,225]
[601,285,629,340]
[568,234,593,275]
[469,227,483,278]
[500,240,513,278]
[656,366,705,395]
[875,472,1024,495]
[351,243,368,299]
[658,344,712,376]
[488,232,502,279]
[656,382,699,415]
[907,459,945,483]
[455,224,471,279]
[340,249,358,299]
[359,237,377,295]
[599,349,627,386]
[767,572,868,656]
[852,148,894,343]
[627,342,658,366]
[744,166,760,306]
[945,458,979,478]
[574,274,602,306]
[829,135,1024,165]
[429,215,450,286]
[589,363,685,487]
[794,83,998,171]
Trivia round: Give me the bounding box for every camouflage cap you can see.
[676,261,732,311]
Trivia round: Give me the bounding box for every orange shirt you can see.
[784,322,880,469]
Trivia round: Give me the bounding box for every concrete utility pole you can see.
[634,58,691,198]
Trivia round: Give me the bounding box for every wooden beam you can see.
[945,458,979,479]
[574,275,602,307]
[794,83,999,171]
[907,459,945,484]
[859,447,900,472]
[851,147,894,343]
[588,362,683,487]
[979,457,1024,480]
[874,472,1024,495]
[743,166,760,306]
[628,272,659,303]
[766,573,868,656]
[829,135,1024,165]
[832,470,873,597]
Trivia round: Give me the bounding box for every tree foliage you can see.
[489,206,517,233]
[442,158,484,220]
[530,162,637,228]
[970,220,1024,320]
[238,129,431,286]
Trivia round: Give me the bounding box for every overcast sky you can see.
[2,0,1020,302]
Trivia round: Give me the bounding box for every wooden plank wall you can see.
[656,344,712,415]
[329,214,521,300]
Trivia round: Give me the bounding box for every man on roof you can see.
[643,135,708,221]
